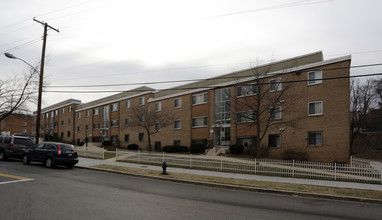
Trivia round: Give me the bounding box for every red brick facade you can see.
[33,52,351,162]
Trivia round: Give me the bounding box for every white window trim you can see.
[174,98,181,108]
[308,70,323,86]
[78,112,81,119]
[174,119,181,130]
[192,93,208,106]
[155,102,162,112]
[308,131,323,146]
[192,116,208,128]
[86,110,90,117]
[270,106,282,120]
[237,83,258,97]
[111,103,119,112]
[308,101,323,116]
[126,100,130,109]
[269,134,281,148]
[269,78,282,92]
[139,97,145,106]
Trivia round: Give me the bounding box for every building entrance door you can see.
[214,126,230,147]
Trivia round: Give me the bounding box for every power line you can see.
[42,71,382,94]
[47,62,382,88]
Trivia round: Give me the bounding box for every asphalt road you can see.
[1,160,381,220]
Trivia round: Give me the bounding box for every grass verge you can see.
[92,164,382,202]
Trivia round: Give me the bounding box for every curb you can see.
[76,165,382,205]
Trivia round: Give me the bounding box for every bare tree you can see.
[235,63,302,158]
[130,104,175,151]
[350,78,376,152]
[0,66,39,122]
[373,77,382,107]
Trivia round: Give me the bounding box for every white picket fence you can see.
[76,147,104,159]
[116,149,382,184]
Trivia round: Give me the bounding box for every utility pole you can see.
[33,17,59,144]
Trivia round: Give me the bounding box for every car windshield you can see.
[14,138,34,146]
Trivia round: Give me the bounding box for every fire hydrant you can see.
[162,161,167,175]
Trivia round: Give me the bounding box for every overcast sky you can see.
[1,0,382,111]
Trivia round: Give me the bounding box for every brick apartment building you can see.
[1,112,34,135]
[34,51,351,162]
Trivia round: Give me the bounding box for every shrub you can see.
[229,144,244,154]
[78,142,85,146]
[282,150,309,161]
[163,145,189,153]
[190,143,206,154]
[127,144,139,150]
[102,140,112,146]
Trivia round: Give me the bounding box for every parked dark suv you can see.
[0,135,35,160]
[22,142,79,168]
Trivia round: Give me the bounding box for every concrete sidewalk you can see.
[77,157,382,192]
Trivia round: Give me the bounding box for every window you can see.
[85,110,90,117]
[67,131,71,138]
[192,93,208,105]
[237,83,258,97]
[174,119,181,129]
[308,70,322,85]
[237,136,257,148]
[155,102,162,112]
[138,133,144,142]
[237,111,256,123]
[270,106,282,120]
[46,113,49,118]
[192,117,208,128]
[174,98,181,108]
[308,132,323,146]
[308,101,323,116]
[61,120,64,126]
[268,134,281,148]
[68,119,71,124]
[111,103,119,112]
[62,108,65,114]
[85,125,89,131]
[140,116,145,123]
[124,134,130,142]
[77,126,80,132]
[125,118,130,126]
[22,122,27,126]
[78,112,81,119]
[155,123,161,131]
[174,140,181,146]
[93,123,100,129]
[125,100,130,109]
[55,110,58,116]
[269,78,282,92]
[139,97,145,106]
[93,108,99,115]
[111,119,118,127]
[68,106,72,112]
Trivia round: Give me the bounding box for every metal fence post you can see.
[190,154,192,168]
[254,158,257,174]
[116,148,118,161]
[163,151,165,162]
[138,150,140,163]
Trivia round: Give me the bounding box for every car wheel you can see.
[45,158,54,168]
[0,151,7,161]
[22,155,30,164]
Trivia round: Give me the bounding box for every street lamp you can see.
[4,52,43,144]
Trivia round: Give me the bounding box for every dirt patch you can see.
[92,164,382,202]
